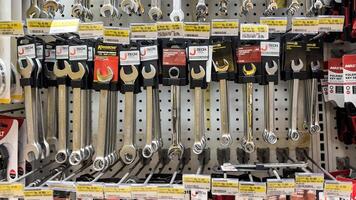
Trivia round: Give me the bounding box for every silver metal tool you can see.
[286,0,300,16]
[308,61,321,134]
[288,59,304,141]
[152,89,162,152]
[263,0,278,16]
[120,65,139,165]
[218,0,229,15]
[148,0,162,21]
[214,59,232,147]
[191,66,206,155]
[263,61,278,144]
[101,0,115,17]
[240,0,254,16]
[170,0,184,22]
[196,0,208,21]
[168,67,184,159]
[18,57,42,162]
[27,0,41,18]
[93,67,113,171]
[68,63,86,166]
[53,61,71,163]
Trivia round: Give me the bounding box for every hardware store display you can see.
[0,0,355,199]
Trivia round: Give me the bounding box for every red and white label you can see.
[162,49,186,66]
[236,45,261,63]
[45,49,56,63]
[343,54,356,107]
[120,50,140,66]
[328,58,344,107]
[188,46,209,61]
[140,45,158,61]
[260,42,280,57]
[69,45,88,61]
[17,44,36,60]
[56,45,69,60]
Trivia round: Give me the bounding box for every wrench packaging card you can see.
[0,117,19,181]
[119,44,141,94]
[306,40,323,79]
[93,43,119,92]
[139,40,159,88]
[260,37,281,85]
[328,58,344,108]
[343,54,356,107]
[211,38,236,81]
[235,43,262,83]
[162,48,187,86]
[188,41,209,89]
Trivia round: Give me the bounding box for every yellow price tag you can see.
[184,23,210,32]
[292,17,319,33]
[76,185,103,193]
[183,174,211,190]
[239,184,266,193]
[131,23,157,32]
[318,15,345,32]
[24,189,53,197]
[158,187,185,194]
[0,183,24,198]
[103,27,130,44]
[184,22,211,39]
[212,21,239,29]
[325,182,352,192]
[241,25,268,33]
[79,23,104,31]
[292,18,319,26]
[157,22,183,31]
[130,23,158,39]
[183,176,210,184]
[51,19,79,28]
[27,19,52,28]
[104,29,129,37]
[0,21,24,36]
[296,176,324,183]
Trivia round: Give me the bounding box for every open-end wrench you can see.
[308,61,321,134]
[286,0,300,16]
[120,0,134,15]
[306,0,323,17]
[263,61,278,144]
[142,65,156,158]
[214,59,232,147]
[168,67,184,159]
[196,0,208,21]
[27,0,41,18]
[263,0,278,16]
[53,61,70,164]
[240,0,254,16]
[43,0,59,15]
[218,0,229,15]
[191,66,206,155]
[120,65,139,165]
[241,64,256,153]
[101,0,114,17]
[37,0,50,18]
[18,57,42,162]
[44,65,58,152]
[170,0,184,22]
[288,59,304,141]
[148,0,162,21]
[68,63,86,166]
[72,0,84,18]
[93,67,113,171]
[81,77,93,161]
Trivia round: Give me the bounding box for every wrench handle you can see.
[194,87,203,143]
[172,0,182,10]
[265,82,275,132]
[153,89,162,143]
[97,89,109,157]
[246,83,254,141]
[57,85,67,150]
[151,0,160,7]
[145,87,154,145]
[123,92,135,145]
[171,85,181,144]
[47,86,57,140]
[24,86,36,144]
[80,89,88,148]
[219,79,229,134]
[72,88,82,151]
[290,79,300,130]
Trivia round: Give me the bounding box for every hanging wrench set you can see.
[0,0,356,199]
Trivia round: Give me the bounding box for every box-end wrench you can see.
[241,64,256,153]
[168,67,184,159]
[68,63,86,166]
[93,67,113,171]
[214,59,232,147]
[120,65,139,165]
[263,61,278,144]
[196,0,208,21]
[142,65,156,159]
[101,0,114,17]
[152,89,162,152]
[44,65,58,152]
[288,59,304,141]
[308,61,321,134]
[18,57,42,162]
[27,0,41,18]
[148,0,162,21]
[53,61,71,164]
[191,66,206,155]
[170,0,184,22]
[240,0,254,16]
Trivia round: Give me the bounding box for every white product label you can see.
[295,173,324,191]
[267,179,295,196]
[131,185,157,199]
[240,24,269,40]
[188,46,209,61]
[69,45,88,61]
[88,47,94,61]
[140,45,158,61]
[50,19,79,34]
[104,27,130,45]
[211,178,239,195]
[239,182,266,198]
[318,15,345,32]
[104,184,131,199]
[55,45,69,60]
[18,44,36,60]
[78,22,104,39]
[36,45,44,60]
[184,22,210,39]
[324,180,353,199]
[260,17,288,33]
[130,23,158,40]
[157,185,186,200]
[76,183,104,199]
[45,49,56,63]
[211,19,239,36]
[183,174,211,191]
[120,50,140,65]
[260,42,280,57]
[292,17,319,34]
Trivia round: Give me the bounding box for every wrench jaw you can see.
[24,145,42,162]
[291,59,304,72]
[100,6,114,17]
[93,157,108,171]
[55,150,69,164]
[288,129,300,141]
[169,10,184,22]
[192,141,206,155]
[120,146,137,164]
[265,61,278,75]
[168,145,184,160]
[68,151,83,166]
[309,125,321,134]
[148,7,163,21]
[221,134,232,147]
[241,139,255,154]
[262,130,277,144]
[142,145,154,159]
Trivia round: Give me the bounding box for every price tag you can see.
[184,22,210,39]
[240,24,269,40]
[295,173,324,191]
[130,23,158,40]
[0,21,24,36]
[267,179,295,196]
[324,180,352,199]
[260,17,288,33]
[318,15,345,32]
[239,182,266,198]
[292,17,319,34]
[76,183,104,199]
[104,27,130,44]
[120,50,140,65]
[46,181,75,192]
[78,22,104,39]
[24,188,53,200]
[131,184,157,199]
[211,19,239,36]
[104,184,131,199]
[157,185,186,200]
[26,19,52,35]
[50,19,79,34]
[183,174,211,191]
[0,183,24,198]
[157,21,184,38]
[211,178,239,195]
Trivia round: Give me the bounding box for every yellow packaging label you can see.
[76,185,103,193]
[241,25,268,33]
[213,181,239,188]
[0,21,23,30]
[131,24,157,32]
[104,29,129,37]
[295,176,324,183]
[293,19,319,26]
[79,23,104,31]
[239,184,266,193]
[268,182,295,189]
[183,176,210,184]
[131,186,157,192]
[51,19,79,28]
[325,183,353,192]
[157,22,183,31]
[24,190,53,197]
[260,19,288,26]
[319,18,345,25]
[212,21,239,29]
[184,24,210,32]
[27,20,52,28]
[158,187,185,194]
[0,98,11,104]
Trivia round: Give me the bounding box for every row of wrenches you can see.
[27,0,324,22]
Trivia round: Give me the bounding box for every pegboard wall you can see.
[14,0,338,180]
